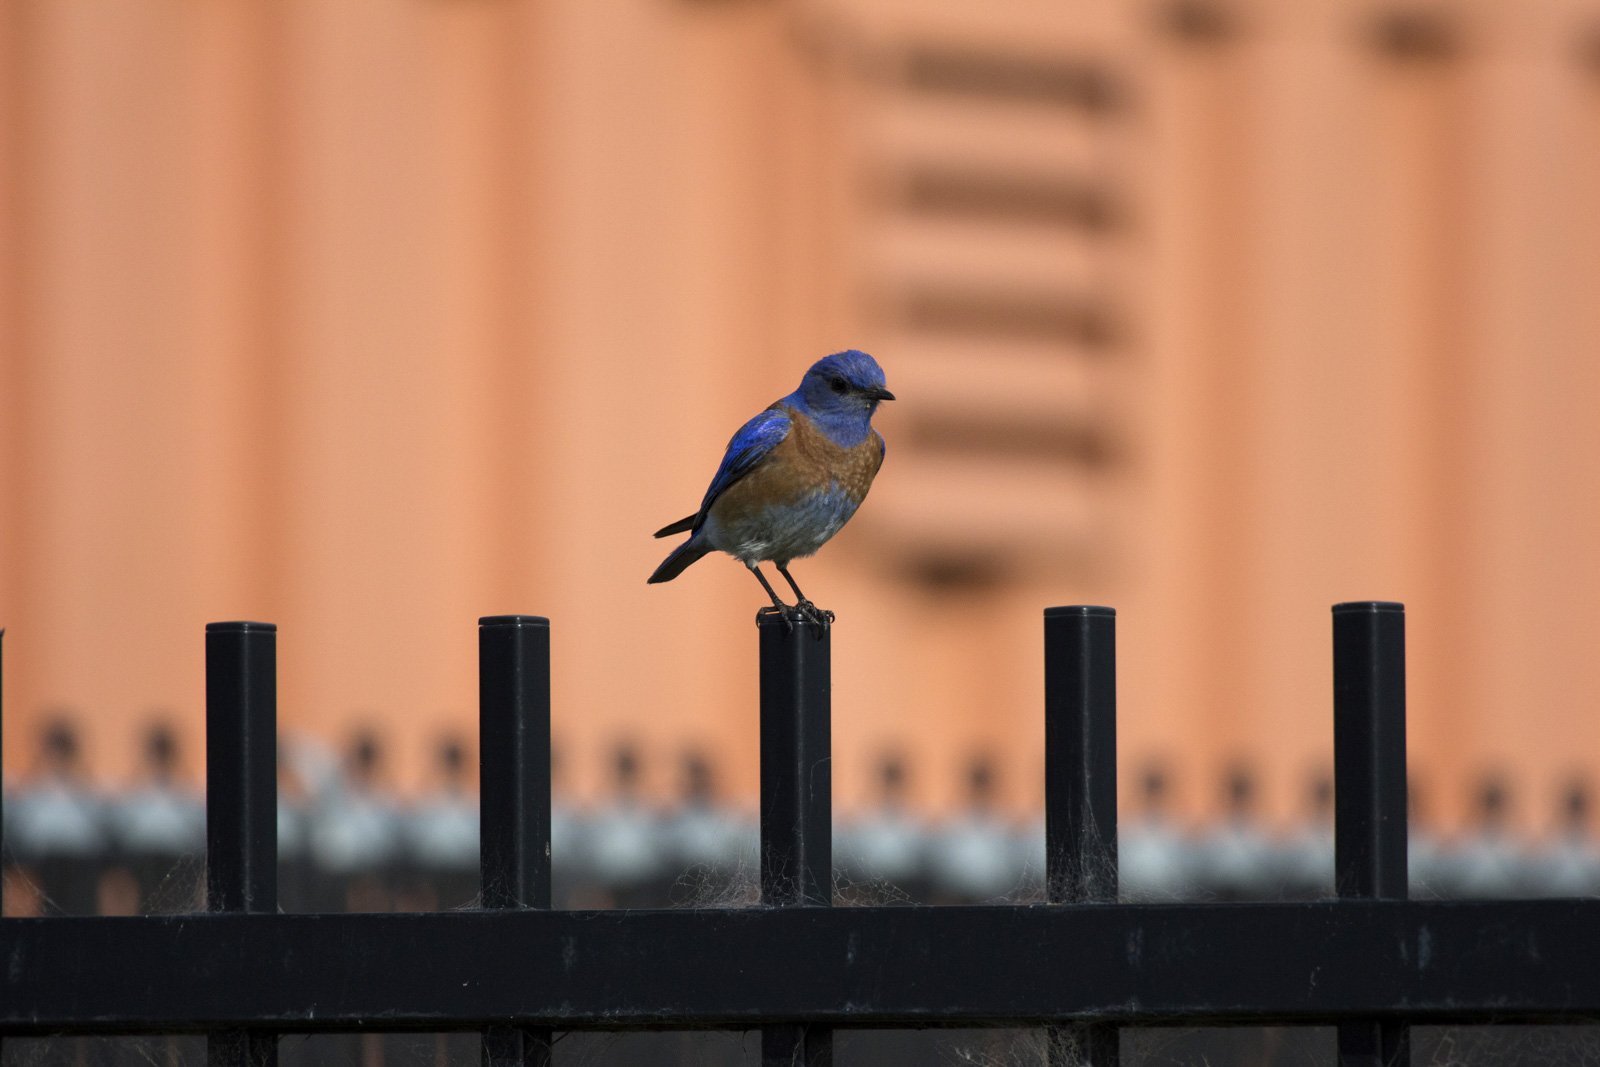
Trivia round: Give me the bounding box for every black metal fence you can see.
[2,604,1599,1067]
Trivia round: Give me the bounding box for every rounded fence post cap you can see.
[1045,605,1116,618]
[479,615,550,628]
[205,621,278,633]
[1331,602,1404,615]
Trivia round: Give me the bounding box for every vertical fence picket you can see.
[1,627,5,921]
[1044,606,1119,1066]
[759,614,832,1066]
[1,628,5,1066]
[1333,602,1410,1066]
[478,615,554,1067]
[205,622,280,1067]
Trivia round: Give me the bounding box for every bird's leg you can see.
[748,564,796,634]
[776,563,834,633]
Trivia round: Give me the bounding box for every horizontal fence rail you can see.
[3,901,1600,1031]
[2,602,1596,1066]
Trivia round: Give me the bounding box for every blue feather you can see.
[778,349,890,449]
[692,407,791,529]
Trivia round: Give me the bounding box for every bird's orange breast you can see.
[710,404,883,528]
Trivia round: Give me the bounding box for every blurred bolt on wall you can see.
[6,1,1600,879]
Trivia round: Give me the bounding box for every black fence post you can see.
[1044,606,1119,1067]
[1,628,5,1067]
[205,622,279,1067]
[479,615,554,1067]
[1,627,5,921]
[759,614,832,1066]
[1333,601,1410,1067]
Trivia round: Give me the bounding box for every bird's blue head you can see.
[785,350,894,445]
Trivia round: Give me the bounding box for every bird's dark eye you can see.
[829,376,848,394]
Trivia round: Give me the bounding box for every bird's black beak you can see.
[867,386,896,402]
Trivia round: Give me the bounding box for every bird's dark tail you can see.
[653,514,697,538]
[648,536,712,584]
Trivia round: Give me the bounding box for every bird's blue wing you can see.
[693,407,792,525]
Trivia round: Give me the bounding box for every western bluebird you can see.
[648,349,894,630]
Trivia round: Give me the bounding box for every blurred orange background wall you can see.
[5,0,1600,835]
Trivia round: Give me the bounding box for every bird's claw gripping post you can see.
[795,600,833,637]
[755,603,831,639]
